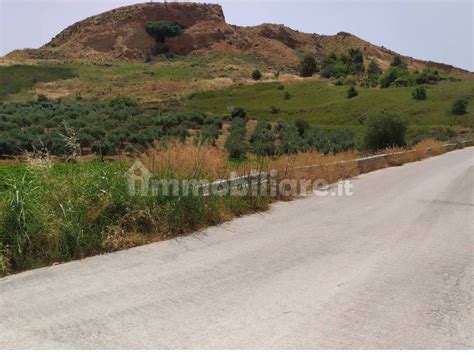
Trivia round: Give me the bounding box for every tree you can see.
[278,124,308,154]
[363,112,408,151]
[390,54,407,69]
[224,118,248,160]
[251,69,262,81]
[451,99,468,115]
[346,48,365,74]
[199,124,220,146]
[146,21,183,43]
[347,86,359,98]
[250,120,276,156]
[299,54,317,77]
[412,86,427,101]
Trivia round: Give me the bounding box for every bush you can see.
[412,86,427,101]
[270,106,280,114]
[277,83,285,90]
[390,54,407,69]
[347,86,358,99]
[251,69,262,81]
[363,112,408,151]
[283,91,291,100]
[306,127,355,154]
[451,99,468,115]
[37,94,49,103]
[379,67,411,88]
[299,54,317,77]
[146,21,183,43]
[294,118,310,136]
[224,118,248,160]
[321,48,365,78]
[231,106,247,120]
[367,59,382,76]
[278,123,308,154]
[250,120,276,156]
[199,124,220,146]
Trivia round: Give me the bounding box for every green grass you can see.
[186,79,474,130]
[0,65,76,100]
[0,160,270,276]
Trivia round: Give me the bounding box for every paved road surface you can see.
[1,148,473,349]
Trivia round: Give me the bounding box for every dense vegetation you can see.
[146,21,184,43]
[0,97,219,158]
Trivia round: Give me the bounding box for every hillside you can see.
[6,2,470,76]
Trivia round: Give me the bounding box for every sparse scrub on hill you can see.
[320,48,365,79]
[390,54,407,69]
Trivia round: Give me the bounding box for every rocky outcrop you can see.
[6,2,471,75]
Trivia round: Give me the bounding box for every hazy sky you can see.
[0,0,472,71]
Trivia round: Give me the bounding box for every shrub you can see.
[379,67,411,88]
[199,124,220,146]
[451,99,468,115]
[251,69,262,81]
[306,127,355,154]
[363,112,408,151]
[283,91,291,100]
[345,48,365,74]
[224,118,248,159]
[270,106,280,114]
[277,83,285,90]
[412,86,427,101]
[390,54,407,69]
[250,120,276,156]
[415,69,443,85]
[299,54,317,77]
[146,21,183,43]
[321,48,364,78]
[347,86,358,99]
[367,59,382,76]
[37,94,48,103]
[231,106,247,120]
[294,118,310,136]
[278,123,308,154]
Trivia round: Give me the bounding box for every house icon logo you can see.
[126,160,153,196]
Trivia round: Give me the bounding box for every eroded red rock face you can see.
[7,2,470,75]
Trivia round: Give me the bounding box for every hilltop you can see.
[6,2,470,76]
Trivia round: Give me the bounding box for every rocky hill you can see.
[6,2,470,76]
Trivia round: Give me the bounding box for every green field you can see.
[186,80,474,130]
[0,65,76,100]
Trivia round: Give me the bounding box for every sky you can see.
[0,0,472,71]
